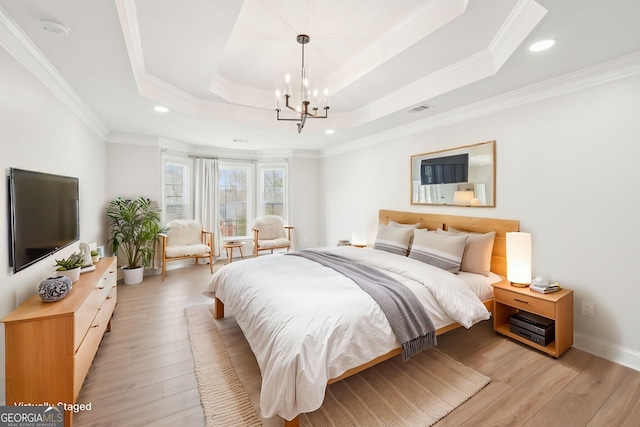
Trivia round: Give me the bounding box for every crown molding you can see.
[348,1,547,127]
[326,0,468,96]
[114,0,542,131]
[320,52,640,158]
[0,4,109,139]
[106,133,161,146]
[489,0,548,69]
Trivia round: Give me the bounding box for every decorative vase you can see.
[56,266,81,283]
[122,266,143,285]
[38,276,73,302]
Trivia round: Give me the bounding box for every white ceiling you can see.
[1,0,639,153]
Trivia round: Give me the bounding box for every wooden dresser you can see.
[2,257,117,427]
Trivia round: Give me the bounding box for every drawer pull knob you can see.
[91,324,100,328]
[514,298,529,304]
[98,286,105,290]
[106,296,112,300]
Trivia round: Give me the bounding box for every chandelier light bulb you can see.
[284,73,291,96]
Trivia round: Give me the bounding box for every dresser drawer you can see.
[73,317,104,397]
[97,286,117,327]
[96,260,117,303]
[73,289,99,352]
[494,288,555,318]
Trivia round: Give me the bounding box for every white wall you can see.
[289,156,322,249]
[106,143,162,204]
[0,48,107,402]
[321,74,640,369]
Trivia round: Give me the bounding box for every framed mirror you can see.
[410,140,495,206]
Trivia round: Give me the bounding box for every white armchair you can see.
[159,220,213,281]
[252,216,294,257]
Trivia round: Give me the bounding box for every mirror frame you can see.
[410,140,496,207]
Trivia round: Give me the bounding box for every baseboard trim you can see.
[573,332,640,372]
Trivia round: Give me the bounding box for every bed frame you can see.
[214,209,519,427]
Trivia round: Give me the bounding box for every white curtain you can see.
[194,158,221,257]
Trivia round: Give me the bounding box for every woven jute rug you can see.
[185,304,490,427]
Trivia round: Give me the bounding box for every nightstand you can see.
[492,281,573,357]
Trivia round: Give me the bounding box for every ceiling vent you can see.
[407,104,432,113]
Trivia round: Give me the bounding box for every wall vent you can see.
[407,104,432,113]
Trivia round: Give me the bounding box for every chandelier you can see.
[275,34,329,133]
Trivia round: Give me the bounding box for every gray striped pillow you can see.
[409,229,468,273]
[373,224,414,256]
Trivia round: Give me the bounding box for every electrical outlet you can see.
[582,300,596,318]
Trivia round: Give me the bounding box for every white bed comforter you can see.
[206,246,491,421]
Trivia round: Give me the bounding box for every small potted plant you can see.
[54,252,84,283]
[91,249,100,263]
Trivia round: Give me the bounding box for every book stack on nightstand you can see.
[530,280,560,294]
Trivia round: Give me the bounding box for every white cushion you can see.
[438,227,495,276]
[409,229,467,273]
[253,216,286,240]
[165,244,211,258]
[258,238,290,249]
[166,220,203,247]
[373,223,414,256]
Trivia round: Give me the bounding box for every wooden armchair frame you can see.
[159,229,214,280]
[252,225,294,257]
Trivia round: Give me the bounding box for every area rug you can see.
[185,304,490,427]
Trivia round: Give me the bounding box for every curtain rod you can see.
[188,155,289,163]
[188,155,257,162]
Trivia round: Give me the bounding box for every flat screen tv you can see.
[8,168,79,273]
[420,153,469,185]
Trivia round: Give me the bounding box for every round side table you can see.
[223,242,245,263]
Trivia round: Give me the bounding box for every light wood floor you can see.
[75,262,640,427]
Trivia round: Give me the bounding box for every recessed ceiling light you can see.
[529,39,556,52]
[153,106,169,113]
[39,19,70,37]
[325,129,335,135]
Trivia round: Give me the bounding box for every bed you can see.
[206,209,519,426]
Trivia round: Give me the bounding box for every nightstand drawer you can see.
[494,288,555,318]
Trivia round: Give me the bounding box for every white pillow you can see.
[373,223,414,256]
[439,227,495,276]
[409,229,467,273]
[388,220,421,229]
[388,220,422,250]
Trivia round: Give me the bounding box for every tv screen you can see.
[8,168,79,273]
[420,153,469,185]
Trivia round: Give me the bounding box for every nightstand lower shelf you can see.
[495,322,560,356]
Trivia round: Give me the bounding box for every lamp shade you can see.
[506,232,531,285]
[453,190,474,205]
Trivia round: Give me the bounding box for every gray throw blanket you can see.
[285,249,436,360]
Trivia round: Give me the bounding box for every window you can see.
[218,164,252,238]
[163,156,193,222]
[258,163,288,219]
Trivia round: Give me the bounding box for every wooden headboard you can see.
[378,209,520,277]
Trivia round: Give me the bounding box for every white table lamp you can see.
[506,232,531,287]
[453,190,474,205]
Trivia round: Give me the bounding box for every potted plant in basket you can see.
[106,197,165,285]
[54,252,84,283]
